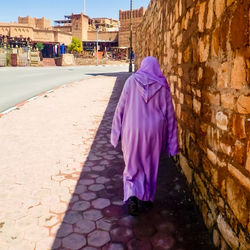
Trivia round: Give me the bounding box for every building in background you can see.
[0,15,72,60]
[119,7,146,49]
[54,14,119,52]
[0,6,147,62]
[18,16,51,30]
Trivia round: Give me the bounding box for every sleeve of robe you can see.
[110,79,129,148]
[165,89,179,156]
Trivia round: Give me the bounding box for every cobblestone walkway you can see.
[0,73,214,249]
[51,74,215,250]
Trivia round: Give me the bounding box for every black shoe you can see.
[143,201,153,210]
[127,196,139,216]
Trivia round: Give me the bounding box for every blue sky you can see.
[0,0,150,24]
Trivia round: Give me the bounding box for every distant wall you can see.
[33,29,54,42]
[0,24,71,45]
[53,26,72,33]
[72,14,88,41]
[87,31,118,42]
[119,7,146,48]
[54,32,72,46]
[18,16,51,29]
[135,0,250,249]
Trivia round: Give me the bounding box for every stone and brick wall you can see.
[87,31,118,42]
[135,0,249,249]
[119,7,146,48]
[18,16,51,29]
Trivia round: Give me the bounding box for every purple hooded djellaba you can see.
[111,56,178,202]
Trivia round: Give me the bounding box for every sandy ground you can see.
[0,75,124,249]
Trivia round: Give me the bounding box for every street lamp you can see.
[129,0,133,72]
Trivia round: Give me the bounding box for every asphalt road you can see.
[0,64,129,113]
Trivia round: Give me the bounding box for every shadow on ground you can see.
[51,72,215,250]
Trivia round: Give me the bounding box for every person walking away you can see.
[111,56,178,216]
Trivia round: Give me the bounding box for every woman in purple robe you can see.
[111,56,178,216]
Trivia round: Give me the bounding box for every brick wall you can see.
[119,7,146,48]
[18,16,51,29]
[135,0,250,249]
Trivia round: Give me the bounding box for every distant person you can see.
[111,56,178,216]
[131,51,135,61]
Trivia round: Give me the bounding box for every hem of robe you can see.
[123,186,155,203]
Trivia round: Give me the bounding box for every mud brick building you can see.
[54,14,119,51]
[0,13,119,55]
[119,7,146,48]
[0,16,72,47]
[135,0,250,249]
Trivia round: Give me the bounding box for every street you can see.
[0,65,128,113]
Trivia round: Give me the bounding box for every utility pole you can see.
[96,29,99,66]
[129,0,133,72]
[83,0,86,14]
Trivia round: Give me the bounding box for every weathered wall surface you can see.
[18,16,51,29]
[135,0,250,249]
[0,24,71,45]
[119,7,146,48]
[54,32,72,46]
[87,31,118,42]
[72,14,89,41]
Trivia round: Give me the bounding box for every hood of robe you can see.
[134,56,170,103]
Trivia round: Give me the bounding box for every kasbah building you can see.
[0,7,146,66]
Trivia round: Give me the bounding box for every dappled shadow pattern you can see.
[52,72,215,249]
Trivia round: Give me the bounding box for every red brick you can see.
[207,148,217,165]
[198,35,210,62]
[212,28,219,56]
[232,114,246,139]
[203,91,220,106]
[226,176,248,227]
[221,93,235,110]
[231,0,249,49]
[233,140,245,164]
[231,55,246,89]
[237,95,250,114]
[215,0,225,19]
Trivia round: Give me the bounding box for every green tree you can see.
[68,37,83,54]
[36,42,44,51]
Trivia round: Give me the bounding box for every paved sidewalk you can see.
[0,73,214,249]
